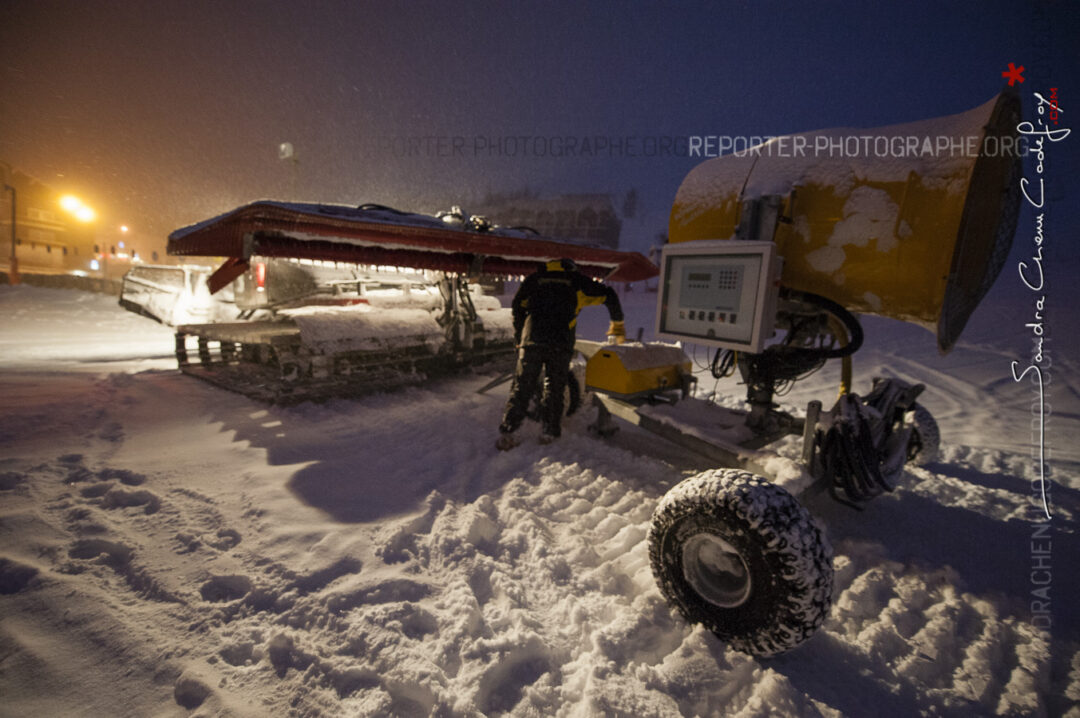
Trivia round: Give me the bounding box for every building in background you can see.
[1,161,96,275]
[472,193,622,249]
[1,161,168,281]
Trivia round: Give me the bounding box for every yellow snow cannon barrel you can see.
[669,90,1021,353]
[584,342,692,400]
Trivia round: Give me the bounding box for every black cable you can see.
[779,288,864,360]
[356,203,411,215]
[690,344,711,372]
[710,348,737,379]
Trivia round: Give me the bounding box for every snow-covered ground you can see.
[0,271,1077,717]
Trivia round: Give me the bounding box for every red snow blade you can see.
[168,201,658,283]
[207,257,250,294]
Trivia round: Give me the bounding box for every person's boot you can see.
[495,430,520,451]
[538,425,560,445]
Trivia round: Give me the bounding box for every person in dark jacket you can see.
[497,258,625,449]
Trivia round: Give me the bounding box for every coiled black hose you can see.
[819,394,895,508]
[779,288,864,360]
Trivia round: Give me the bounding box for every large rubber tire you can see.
[906,403,940,466]
[648,469,834,656]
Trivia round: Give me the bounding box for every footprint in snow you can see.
[100,486,161,514]
[97,468,146,485]
[173,528,241,554]
[219,640,258,667]
[64,479,162,514]
[199,574,254,603]
[79,482,114,499]
[97,421,124,443]
[63,506,110,537]
[60,461,147,487]
[288,556,362,595]
[205,528,242,551]
[475,643,553,715]
[68,538,133,566]
[0,472,24,491]
[0,557,40,594]
[328,666,381,698]
[64,465,97,484]
[325,578,431,613]
[383,680,437,718]
[67,538,180,602]
[173,669,213,710]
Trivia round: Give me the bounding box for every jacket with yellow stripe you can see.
[512,262,624,348]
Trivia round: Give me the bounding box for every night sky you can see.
[2,1,1076,247]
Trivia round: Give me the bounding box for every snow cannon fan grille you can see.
[937,90,1022,352]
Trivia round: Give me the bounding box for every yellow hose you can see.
[827,315,853,397]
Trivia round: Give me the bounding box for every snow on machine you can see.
[571,90,1021,656]
[119,263,236,326]
[156,89,1020,657]
[121,257,449,327]
[162,202,657,402]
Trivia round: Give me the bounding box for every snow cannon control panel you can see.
[655,240,781,354]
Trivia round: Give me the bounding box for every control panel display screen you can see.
[679,264,744,313]
[655,241,779,352]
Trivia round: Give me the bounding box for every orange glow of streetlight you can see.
[58,194,96,222]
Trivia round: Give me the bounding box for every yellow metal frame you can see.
[585,345,691,399]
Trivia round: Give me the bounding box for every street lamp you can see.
[3,183,16,285]
[59,195,96,223]
[59,194,99,276]
[279,142,299,198]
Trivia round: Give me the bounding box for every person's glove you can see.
[606,320,626,344]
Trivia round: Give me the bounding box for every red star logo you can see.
[1002,63,1025,86]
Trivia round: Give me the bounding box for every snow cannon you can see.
[668,89,1021,353]
[577,92,1022,659]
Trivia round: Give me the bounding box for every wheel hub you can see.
[681,532,751,608]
